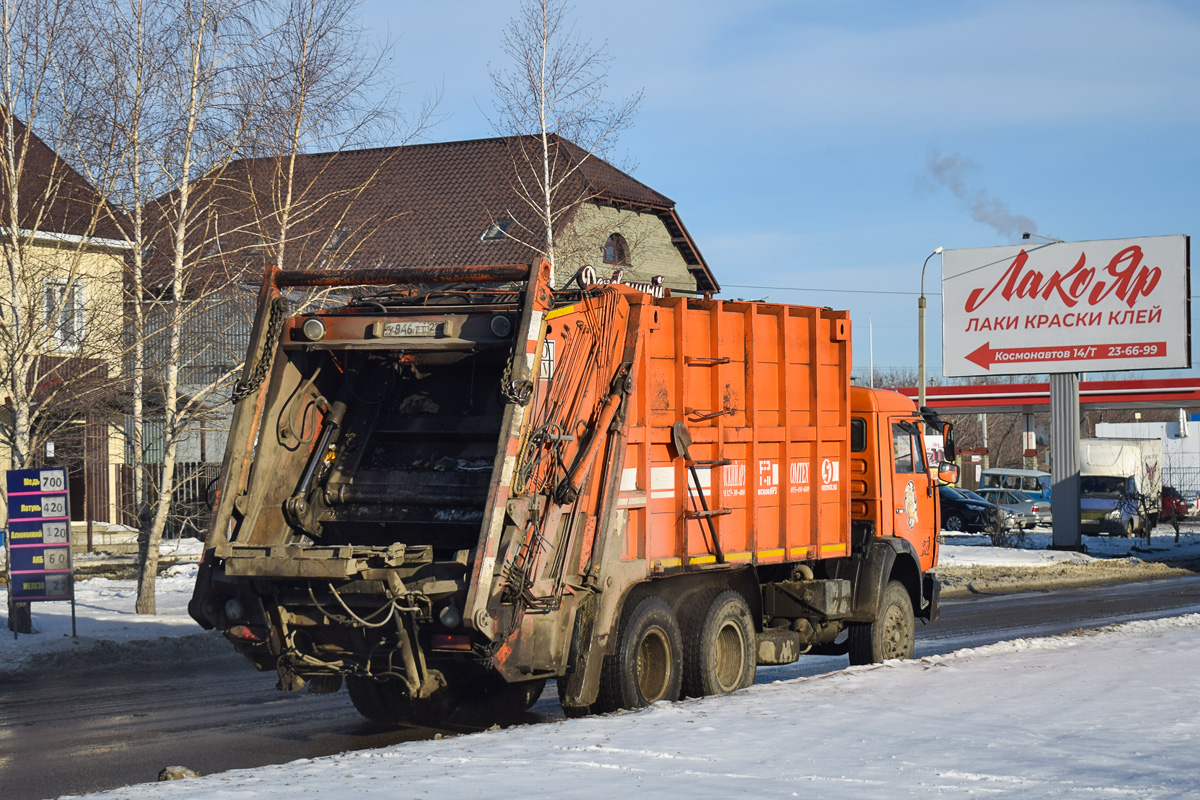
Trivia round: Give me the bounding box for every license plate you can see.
[379,321,439,338]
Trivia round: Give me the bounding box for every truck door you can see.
[887,419,936,561]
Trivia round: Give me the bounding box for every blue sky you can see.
[360,0,1199,381]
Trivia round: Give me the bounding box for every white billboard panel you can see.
[941,235,1190,377]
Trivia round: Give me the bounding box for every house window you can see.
[603,233,628,265]
[44,278,85,350]
[481,218,513,241]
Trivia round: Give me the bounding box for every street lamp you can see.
[918,246,943,408]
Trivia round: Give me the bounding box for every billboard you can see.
[941,235,1190,377]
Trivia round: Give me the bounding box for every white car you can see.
[976,488,1050,528]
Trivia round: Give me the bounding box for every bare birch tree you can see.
[73,0,421,614]
[488,0,640,272]
[121,0,262,613]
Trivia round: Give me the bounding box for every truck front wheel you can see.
[847,581,915,665]
[682,590,756,697]
[600,597,683,710]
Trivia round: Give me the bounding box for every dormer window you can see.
[481,217,513,241]
[603,233,628,265]
[324,228,348,252]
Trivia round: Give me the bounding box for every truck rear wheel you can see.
[462,676,547,725]
[682,590,756,697]
[345,676,458,727]
[847,580,915,665]
[600,597,683,710]
[347,675,397,724]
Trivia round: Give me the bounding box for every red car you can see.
[1162,486,1189,520]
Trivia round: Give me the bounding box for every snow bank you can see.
[0,564,213,676]
[940,526,1200,567]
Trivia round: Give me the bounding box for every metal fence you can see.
[1164,467,1200,505]
[118,461,221,539]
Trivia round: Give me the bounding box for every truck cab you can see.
[849,386,949,573]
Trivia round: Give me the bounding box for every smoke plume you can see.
[928,152,1038,239]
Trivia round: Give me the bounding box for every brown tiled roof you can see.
[167,134,715,292]
[2,116,125,242]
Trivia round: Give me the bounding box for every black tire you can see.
[346,676,458,727]
[681,590,756,698]
[347,676,402,724]
[599,597,683,711]
[557,678,605,718]
[407,688,460,726]
[847,580,915,665]
[464,677,547,725]
[942,513,964,532]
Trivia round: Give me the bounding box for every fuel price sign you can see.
[5,468,73,602]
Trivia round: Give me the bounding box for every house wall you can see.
[555,204,699,294]
[0,239,126,526]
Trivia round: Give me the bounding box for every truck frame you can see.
[190,261,956,722]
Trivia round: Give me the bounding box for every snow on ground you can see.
[0,538,210,675]
[940,522,1200,567]
[62,615,1200,800]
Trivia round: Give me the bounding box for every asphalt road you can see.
[4,575,1200,800]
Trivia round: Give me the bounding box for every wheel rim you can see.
[945,515,963,531]
[880,604,910,659]
[635,626,671,702]
[713,620,747,693]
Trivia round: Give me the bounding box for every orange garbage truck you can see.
[189,260,957,722]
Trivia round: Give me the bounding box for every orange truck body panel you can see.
[547,291,854,570]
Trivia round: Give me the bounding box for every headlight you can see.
[301,316,326,341]
[1106,509,1121,520]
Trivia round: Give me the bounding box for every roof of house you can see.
[2,116,125,242]
[179,134,716,292]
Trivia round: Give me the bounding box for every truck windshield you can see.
[1080,476,1127,497]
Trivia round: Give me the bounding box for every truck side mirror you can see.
[937,460,959,485]
[942,423,956,462]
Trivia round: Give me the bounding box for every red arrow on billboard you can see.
[966,341,1167,370]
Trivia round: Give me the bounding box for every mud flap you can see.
[921,572,940,623]
[557,594,604,712]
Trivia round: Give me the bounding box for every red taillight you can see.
[1031,505,1039,513]
[228,625,264,642]
[431,633,472,651]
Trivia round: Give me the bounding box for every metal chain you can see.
[231,297,289,403]
[500,339,533,406]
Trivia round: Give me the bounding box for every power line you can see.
[723,283,940,297]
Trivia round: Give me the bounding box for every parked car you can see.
[939,485,1013,533]
[976,487,1048,528]
[1162,486,1189,520]
[980,468,1052,504]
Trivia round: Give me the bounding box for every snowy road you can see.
[4,574,1199,800]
